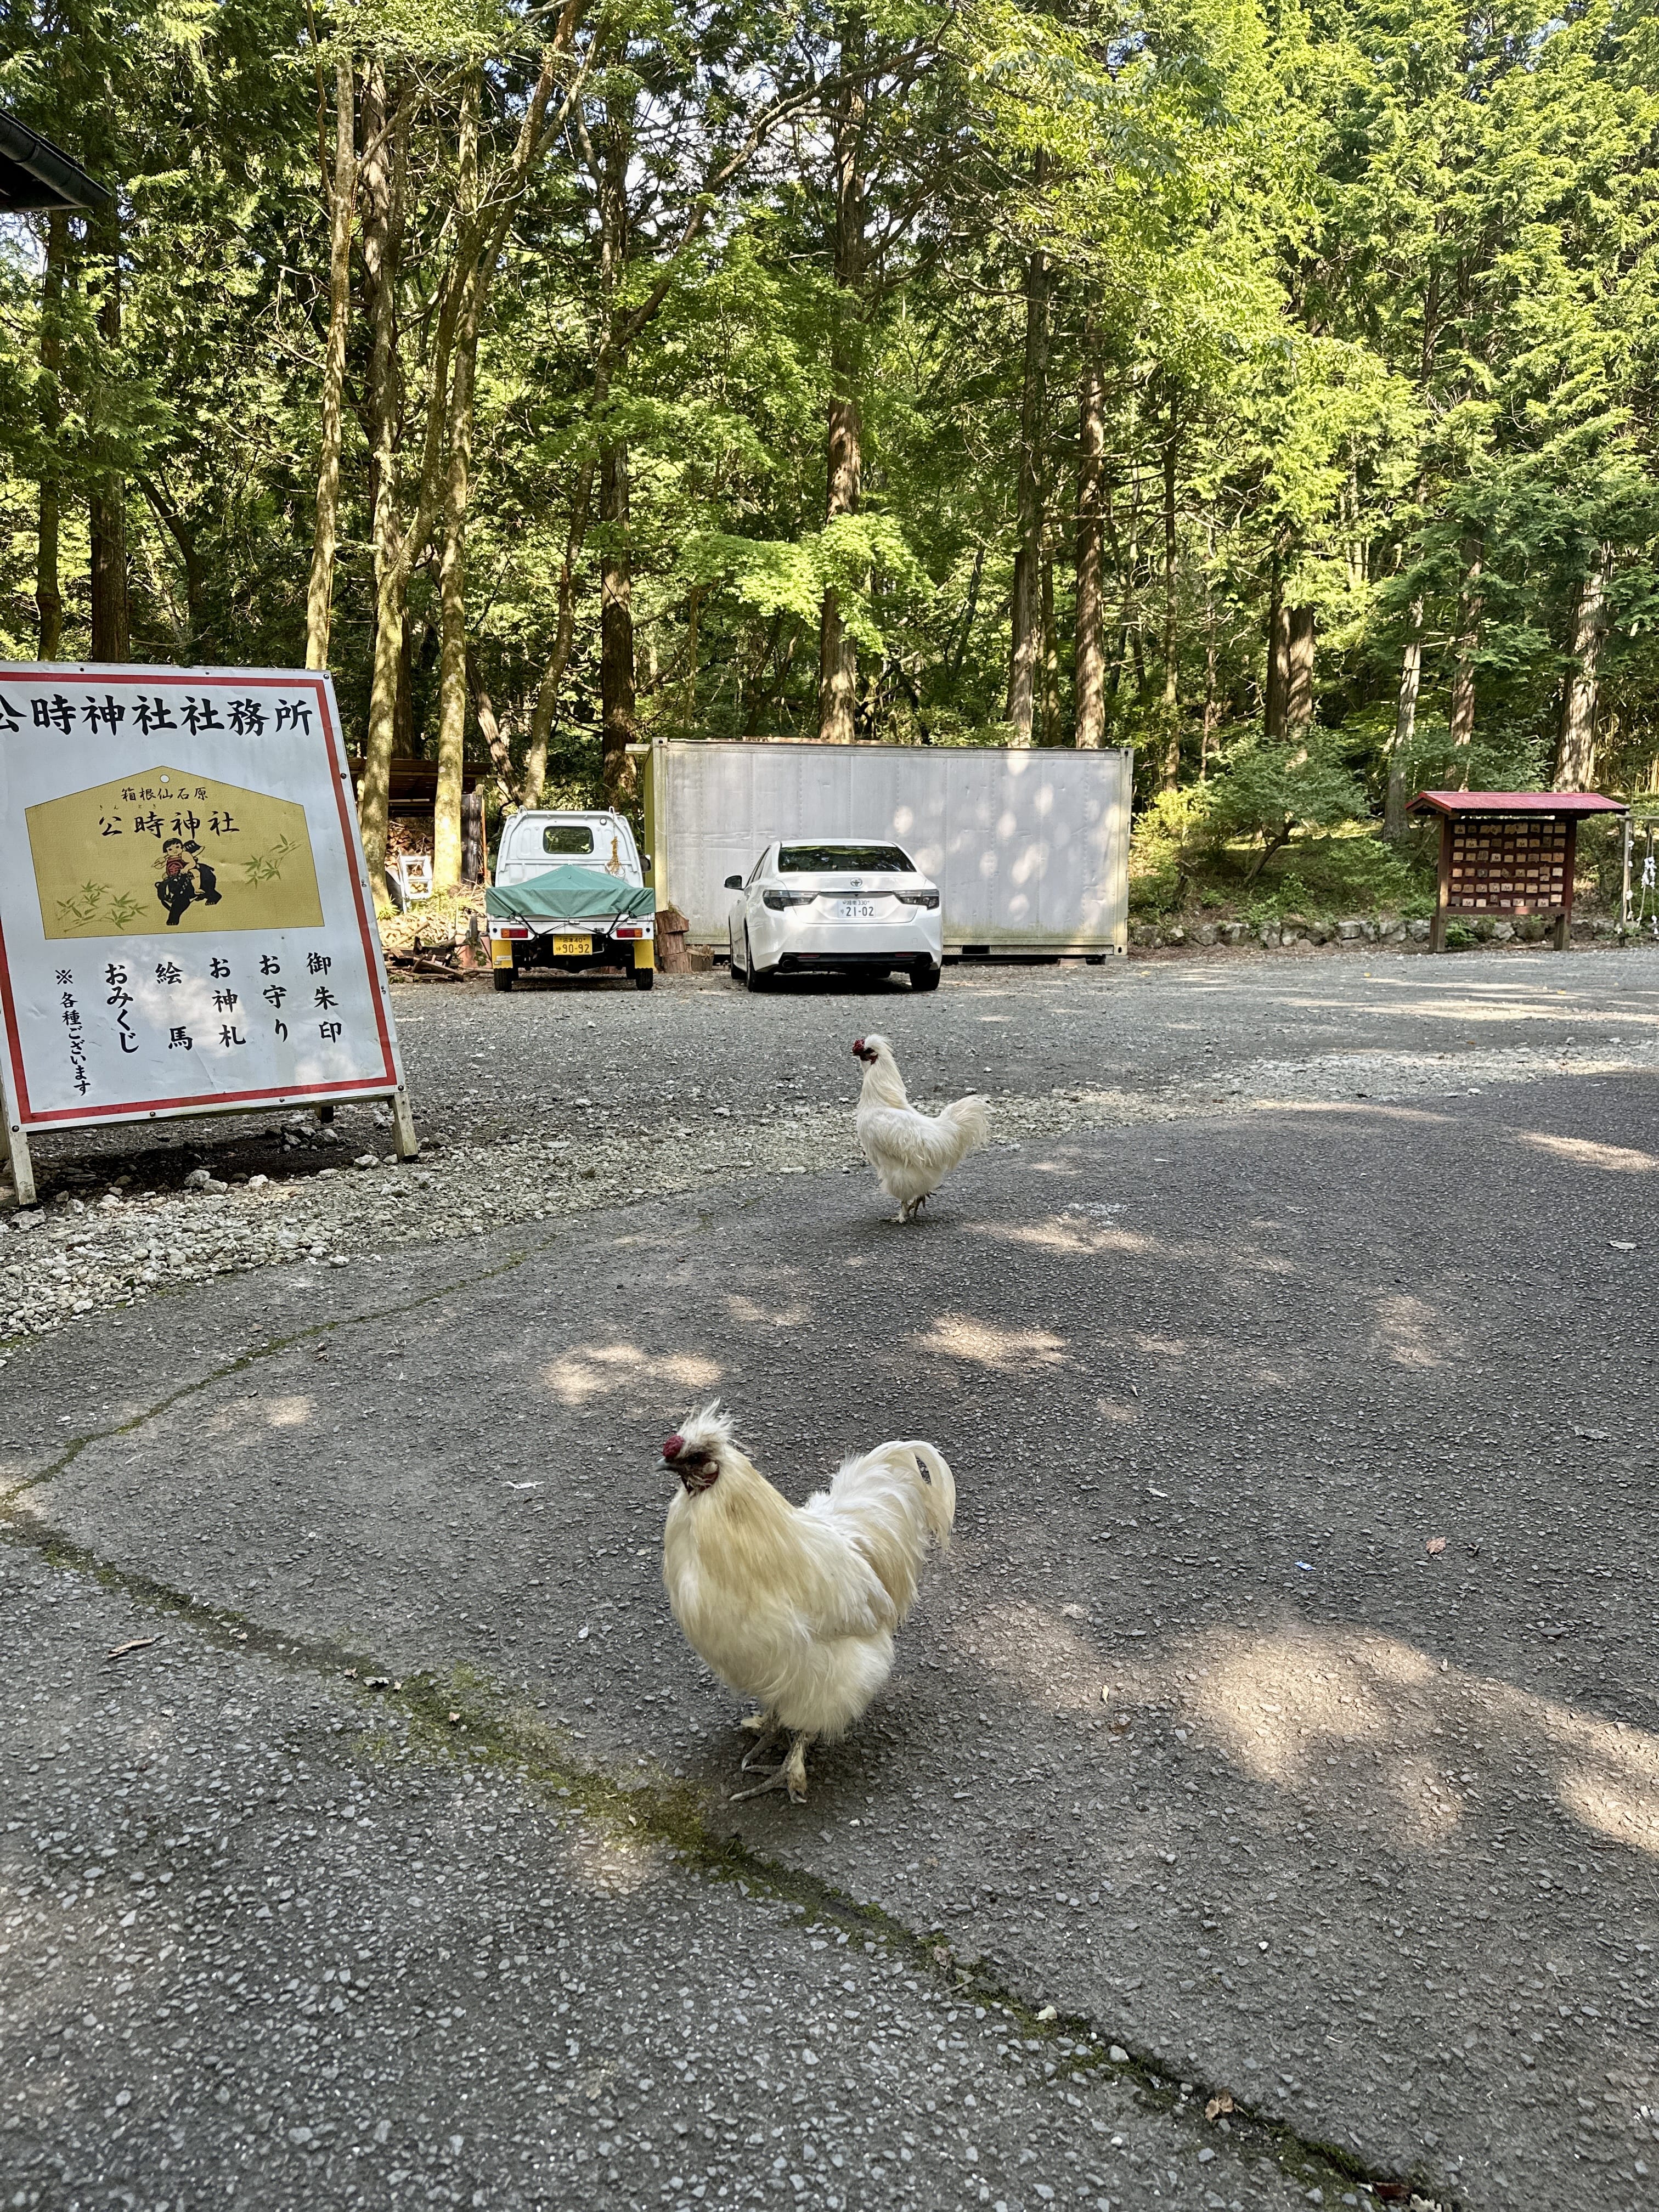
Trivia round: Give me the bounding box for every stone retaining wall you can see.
[1130,913,1629,951]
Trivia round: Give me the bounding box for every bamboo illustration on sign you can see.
[26,767,323,940]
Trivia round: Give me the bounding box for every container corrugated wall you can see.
[652,741,1132,953]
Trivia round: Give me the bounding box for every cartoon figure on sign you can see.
[27,765,324,940]
[155,838,223,927]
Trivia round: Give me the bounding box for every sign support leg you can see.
[390,1086,419,1160]
[4,1118,36,1209]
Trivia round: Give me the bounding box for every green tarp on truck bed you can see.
[485,866,656,922]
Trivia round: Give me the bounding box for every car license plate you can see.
[552,934,592,956]
[833,901,879,921]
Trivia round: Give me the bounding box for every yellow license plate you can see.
[552,934,592,957]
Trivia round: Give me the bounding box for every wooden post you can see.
[3,1113,36,1209]
[1554,816,1578,951]
[1430,817,1452,953]
[391,1085,420,1159]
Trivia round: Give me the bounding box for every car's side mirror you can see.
[724,874,742,890]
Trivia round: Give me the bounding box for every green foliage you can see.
[2,0,1657,856]
[1206,730,1369,845]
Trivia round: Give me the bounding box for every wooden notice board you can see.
[1407,789,1627,953]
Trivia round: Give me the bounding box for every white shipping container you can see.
[649,740,1132,953]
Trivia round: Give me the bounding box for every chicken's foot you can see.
[738,1711,782,1771]
[729,1730,815,1805]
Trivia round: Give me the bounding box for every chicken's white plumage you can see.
[659,1404,955,1801]
[854,1032,988,1221]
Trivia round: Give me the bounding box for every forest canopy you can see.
[3,0,1657,908]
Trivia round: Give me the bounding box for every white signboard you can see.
[0,663,413,1202]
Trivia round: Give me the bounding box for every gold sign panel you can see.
[25,763,324,939]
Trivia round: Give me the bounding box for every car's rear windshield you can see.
[541,824,595,855]
[777,843,915,873]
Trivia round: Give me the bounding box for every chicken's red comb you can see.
[852,1037,865,1055]
[662,1434,684,1459]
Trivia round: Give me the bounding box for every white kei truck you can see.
[484,809,656,992]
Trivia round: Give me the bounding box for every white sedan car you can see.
[725,839,944,992]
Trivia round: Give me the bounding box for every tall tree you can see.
[1554,544,1613,791]
[305,48,356,673]
[1073,315,1107,749]
[87,200,129,659]
[1007,217,1048,746]
[818,12,867,744]
[432,66,482,891]
[34,212,69,661]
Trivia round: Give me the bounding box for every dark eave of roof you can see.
[0,112,111,213]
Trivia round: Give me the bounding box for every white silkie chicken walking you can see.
[853,1032,989,1222]
[657,1404,956,1803]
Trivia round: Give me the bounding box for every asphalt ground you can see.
[4,947,1659,2212]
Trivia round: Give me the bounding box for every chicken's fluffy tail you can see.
[823,1438,957,1622]
[939,1093,990,1164]
[898,1440,957,1549]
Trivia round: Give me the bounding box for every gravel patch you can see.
[4,1032,1655,1348]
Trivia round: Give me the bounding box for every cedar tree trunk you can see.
[1384,603,1423,842]
[1007,219,1048,746]
[1285,604,1315,754]
[306,52,356,670]
[817,12,866,743]
[1158,388,1180,787]
[1263,548,1288,738]
[36,210,68,659]
[433,68,481,891]
[1448,535,1483,775]
[1073,323,1105,749]
[1553,545,1613,792]
[88,200,129,660]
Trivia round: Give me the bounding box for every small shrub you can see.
[1128,783,1214,916]
[1206,732,1371,882]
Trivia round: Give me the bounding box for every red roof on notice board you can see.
[1407,789,1627,819]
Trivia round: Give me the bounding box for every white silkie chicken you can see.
[657,1404,956,1803]
[853,1032,989,1222]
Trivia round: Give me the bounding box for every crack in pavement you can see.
[0,1503,1449,2210]
[0,1227,582,1505]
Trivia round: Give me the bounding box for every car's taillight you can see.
[898,890,940,910]
[762,889,813,911]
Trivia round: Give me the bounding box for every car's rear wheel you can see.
[493,967,515,994]
[633,966,655,991]
[744,929,771,992]
[911,961,941,992]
